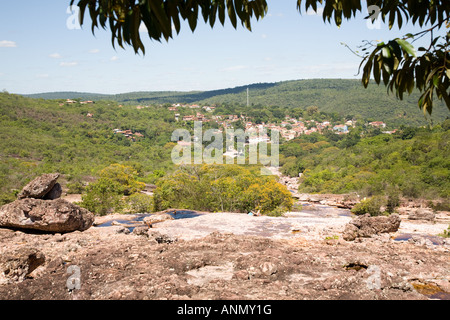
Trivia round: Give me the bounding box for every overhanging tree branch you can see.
[71,0,450,115]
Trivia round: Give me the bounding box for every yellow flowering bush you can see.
[154,164,293,215]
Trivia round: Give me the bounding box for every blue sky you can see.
[0,1,439,94]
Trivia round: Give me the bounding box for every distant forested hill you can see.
[24,79,448,127]
[25,92,111,101]
[4,87,449,206]
[195,79,449,127]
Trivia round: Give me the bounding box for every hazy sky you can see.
[0,1,439,94]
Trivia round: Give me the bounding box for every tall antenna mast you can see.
[247,87,249,107]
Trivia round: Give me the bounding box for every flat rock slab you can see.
[186,262,235,286]
[152,211,352,241]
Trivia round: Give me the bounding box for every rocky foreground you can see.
[0,173,448,300]
[0,211,448,300]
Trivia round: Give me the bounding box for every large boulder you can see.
[17,173,60,200]
[42,183,63,200]
[343,213,401,241]
[0,198,94,233]
[408,208,435,221]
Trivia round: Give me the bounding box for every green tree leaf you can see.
[396,39,417,57]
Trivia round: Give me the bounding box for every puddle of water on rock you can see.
[394,233,444,245]
[95,210,203,232]
[95,205,352,236]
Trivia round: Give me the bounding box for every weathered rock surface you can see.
[0,198,94,233]
[42,183,62,200]
[343,214,401,241]
[1,173,94,234]
[17,173,60,200]
[143,213,174,226]
[408,208,436,221]
[148,230,178,244]
[298,193,360,209]
[0,247,45,284]
[0,204,447,300]
[0,225,448,300]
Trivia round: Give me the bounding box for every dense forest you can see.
[280,123,450,200]
[2,83,449,213]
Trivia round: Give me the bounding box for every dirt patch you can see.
[62,194,82,203]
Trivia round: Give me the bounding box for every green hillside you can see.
[0,92,179,204]
[195,79,448,127]
[25,91,111,101]
[24,79,449,127]
[279,125,450,200]
[2,88,449,208]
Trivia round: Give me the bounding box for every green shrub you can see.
[79,163,146,215]
[98,164,145,195]
[429,199,450,212]
[80,178,124,216]
[126,193,153,214]
[66,181,85,194]
[0,192,16,206]
[242,179,293,215]
[264,206,286,217]
[438,225,450,238]
[153,164,293,214]
[386,190,401,214]
[351,196,386,216]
